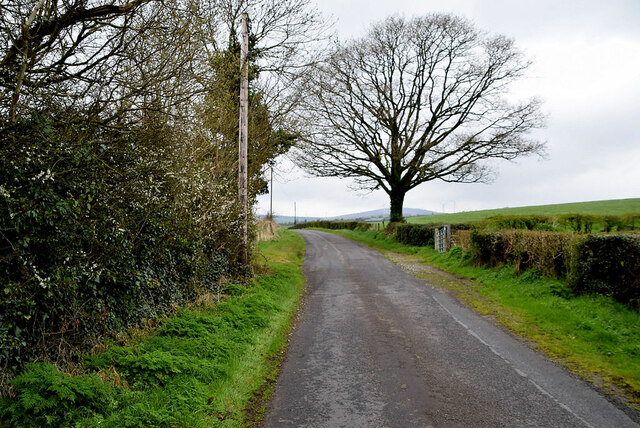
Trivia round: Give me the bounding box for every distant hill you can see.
[264,207,439,225]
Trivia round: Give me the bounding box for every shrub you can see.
[571,235,640,309]
[452,230,473,251]
[557,214,598,233]
[484,215,552,231]
[620,213,640,231]
[383,221,402,237]
[393,223,438,247]
[601,215,623,232]
[469,230,502,266]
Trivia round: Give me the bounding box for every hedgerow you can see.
[0,0,303,401]
[374,217,640,308]
[291,220,372,231]
[480,215,553,231]
[454,229,640,309]
[465,230,578,278]
[2,228,306,427]
[453,213,640,233]
[0,109,245,394]
[571,235,640,310]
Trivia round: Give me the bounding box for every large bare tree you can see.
[296,14,546,221]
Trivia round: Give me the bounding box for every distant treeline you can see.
[291,220,373,231]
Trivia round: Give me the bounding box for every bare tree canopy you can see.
[0,0,166,123]
[296,14,546,221]
[0,0,325,126]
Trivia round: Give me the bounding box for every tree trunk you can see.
[389,189,406,222]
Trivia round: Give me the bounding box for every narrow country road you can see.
[263,230,639,427]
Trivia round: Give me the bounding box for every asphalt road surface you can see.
[263,230,639,427]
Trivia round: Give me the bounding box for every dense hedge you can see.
[462,229,640,308]
[393,223,439,246]
[572,235,640,309]
[0,110,245,391]
[291,221,372,231]
[467,230,577,278]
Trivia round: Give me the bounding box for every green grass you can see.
[327,228,640,409]
[0,230,306,427]
[408,198,640,225]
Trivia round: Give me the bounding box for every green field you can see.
[409,198,640,225]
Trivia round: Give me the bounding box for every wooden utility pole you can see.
[269,166,273,218]
[238,12,249,264]
[269,166,273,233]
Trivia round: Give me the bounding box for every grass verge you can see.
[0,230,305,427]
[327,228,640,410]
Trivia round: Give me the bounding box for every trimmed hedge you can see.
[383,212,640,308]
[462,229,640,309]
[291,220,372,231]
[394,223,439,246]
[572,235,640,309]
[468,230,577,278]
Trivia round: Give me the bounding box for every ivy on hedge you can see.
[0,109,244,391]
[572,235,640,309]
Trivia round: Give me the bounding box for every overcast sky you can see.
[256,0,640,218]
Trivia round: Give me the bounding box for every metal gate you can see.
[435,225,451,253]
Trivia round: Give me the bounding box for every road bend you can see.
[263,230,639,428]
